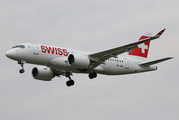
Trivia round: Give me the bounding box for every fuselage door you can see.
[32,44,39,55]
[124,58,129,69]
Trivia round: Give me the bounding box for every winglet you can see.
[154,28,166,38]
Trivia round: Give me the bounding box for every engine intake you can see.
[32,66,54,81]
[67,54,90,68]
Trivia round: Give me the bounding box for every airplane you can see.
[5,28,173,87]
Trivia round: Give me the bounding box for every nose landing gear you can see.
[18,60,26,74]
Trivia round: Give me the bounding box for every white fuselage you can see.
[6,43,157,76]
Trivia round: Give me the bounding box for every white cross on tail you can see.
[138,43,148,53]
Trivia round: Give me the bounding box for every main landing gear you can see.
[66,73,75,87]
[18,60,25,74]
[65,71,97,87]
[88,71,97,79]
[66,79,75,87]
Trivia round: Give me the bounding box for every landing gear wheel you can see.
[66,80,75,87]
[19,69,25,74]
[89,73,94,79]
[93,72,97,78]
[89,72,97,79]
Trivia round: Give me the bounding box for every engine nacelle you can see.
[32,66,54,81]
[67,54,90,68]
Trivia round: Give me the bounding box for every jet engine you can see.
[67,54,90,68]
[32,66,54,81]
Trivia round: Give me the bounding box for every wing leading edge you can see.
[88,29,166,68]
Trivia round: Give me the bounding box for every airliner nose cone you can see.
[5,49,17,59]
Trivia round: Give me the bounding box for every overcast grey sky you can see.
[0,0,179,120]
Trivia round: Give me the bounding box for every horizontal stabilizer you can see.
[139,57,173,67]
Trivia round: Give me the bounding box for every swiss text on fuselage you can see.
[41,45,68,56]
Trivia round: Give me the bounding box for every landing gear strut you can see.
[88,71,97,79]
[18,60,25,74]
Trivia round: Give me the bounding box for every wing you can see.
[88,29,166,68]
[139,57,173,67]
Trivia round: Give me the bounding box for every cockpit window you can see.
[12,45,25,49]
[19,45,25,48]
[12,45,19,48]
